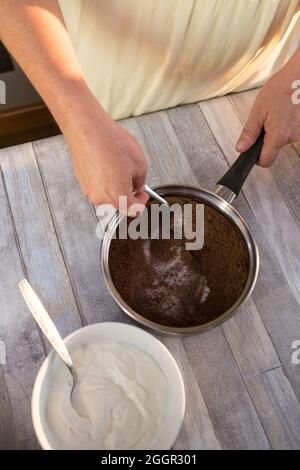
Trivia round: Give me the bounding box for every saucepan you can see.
[101,131,265,334]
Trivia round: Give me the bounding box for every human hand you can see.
[64,95,149,216]
[236,50,300,166]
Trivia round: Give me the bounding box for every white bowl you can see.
[32,322,185,450]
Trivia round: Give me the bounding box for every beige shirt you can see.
[59,0,300,119]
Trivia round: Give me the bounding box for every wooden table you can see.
[1,89,300,450]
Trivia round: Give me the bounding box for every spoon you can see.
[145,184,169,206]
[18,279,79,404]
[144,185,188,237]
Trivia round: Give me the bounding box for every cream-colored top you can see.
[59,0,300,119]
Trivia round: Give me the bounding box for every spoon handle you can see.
[18,279,73,369]
[216,129,265,199]
[145,185,169,206]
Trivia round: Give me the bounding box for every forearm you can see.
[0,1,150,211]
[0,0,100,132]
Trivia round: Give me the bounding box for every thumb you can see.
[236,107,263,153]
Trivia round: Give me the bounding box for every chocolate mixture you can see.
[109,200,249,328]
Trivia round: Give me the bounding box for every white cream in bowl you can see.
[46,342,167,450]
[32,322,185,450]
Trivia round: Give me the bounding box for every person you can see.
[1,0,300,214]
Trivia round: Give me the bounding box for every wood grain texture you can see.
[0,144,83,339]
[0,367,16,449]
[0,90,300,449]
[0,165,43,449]
[161,336,221,450]
[246,368,300,449]
[137,111,199,186]
[120,118,161,188]
[183,328,270,450]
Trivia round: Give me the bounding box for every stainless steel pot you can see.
[101,131,265,334]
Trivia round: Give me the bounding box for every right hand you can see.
[235,48,300,167]
[63,97,149,216]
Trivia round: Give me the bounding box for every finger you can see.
[134,191,149,206]
[132,157,147,193]
[127,191,149,218]
[258,133,279,167]
[133,173,147,193]
[236,106,264,153]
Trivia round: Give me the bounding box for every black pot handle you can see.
[216,129,265,198]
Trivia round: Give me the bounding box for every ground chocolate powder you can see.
[109,200,249,328]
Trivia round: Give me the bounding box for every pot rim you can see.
[100,184,259,335]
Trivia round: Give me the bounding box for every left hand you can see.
[235,49,300,167]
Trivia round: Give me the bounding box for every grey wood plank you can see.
[135,109,271,449]
[246,367,300,450]
[271,144,300,226]
[120,118,161,188]
[0,164,43,449]
[228,88,259,124]
[33,133,220,450]
[167,104,223,187]
[160,336,221,450]
[137,111,199,186]
[0,143,83,340]
[223,301,281,380]
[225,92,300,396]
[233,196,300,401]
[183,328,270,450]
[0,366,17,449]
